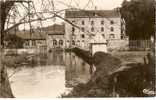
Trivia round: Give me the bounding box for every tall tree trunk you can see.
[0,1,14,98]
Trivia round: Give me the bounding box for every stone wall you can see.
[107,39,129,51]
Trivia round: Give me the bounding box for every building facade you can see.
[15,30,47,49]
[45,24,65,51]
[65,10,125,49]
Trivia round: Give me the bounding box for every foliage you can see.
[120,0,155,40]
[4,34,24,48]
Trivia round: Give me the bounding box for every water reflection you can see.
[8,51,92,98]
[64,52,91,88]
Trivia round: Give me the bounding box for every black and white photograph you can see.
[0,0,155,98]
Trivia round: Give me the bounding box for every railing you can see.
[129,40,152,50]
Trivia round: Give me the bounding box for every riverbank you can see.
[0,66,14,98]
[0,51,14,98]
[62,48,155,97]
[2,53,47,68]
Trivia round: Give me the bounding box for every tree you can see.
[4,34,24,49]
[120,0,155,40]
[0,0,15,97]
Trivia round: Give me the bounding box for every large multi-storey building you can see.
[65,9,125,49]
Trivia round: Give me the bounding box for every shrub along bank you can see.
[2,53,47,68]
[62,48,155,97]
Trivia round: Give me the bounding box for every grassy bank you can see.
[62,48,155,97]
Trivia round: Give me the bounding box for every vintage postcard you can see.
[0,0,155,98]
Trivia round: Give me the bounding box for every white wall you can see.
[4,49,38,54]
[107,39,129,50]
[47,34,65,50]
[91,44,107,55]
[65,17,122,49]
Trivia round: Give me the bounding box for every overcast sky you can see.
[33,0,124,11]
[36,0,124,26]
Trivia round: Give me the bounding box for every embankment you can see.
[62,47,155,97]
[0,51,14,98]
[63,48,121,97]
[2,53,47,68]
[0,67,14,98]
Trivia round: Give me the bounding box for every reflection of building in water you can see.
[47,51,65,65]
[64,52,91,88]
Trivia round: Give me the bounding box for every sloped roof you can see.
[11,24,65,39]
[43,24,65,35]
[65,10,120,18]
[15,30,46,40]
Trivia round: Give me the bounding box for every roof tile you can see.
[65,10,120,18]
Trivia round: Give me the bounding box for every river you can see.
[7,51,92,98]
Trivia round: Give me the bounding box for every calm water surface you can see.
[7,51,92,98]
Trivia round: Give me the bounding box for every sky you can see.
[6,0,125,29]
[33,0,124,11]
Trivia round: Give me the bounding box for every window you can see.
[37,40,42,44]
[53,40,57,45]
[102,34,105,38]
[81,27,85,32]
[81,34,85,38]
[77,40,80,46]
[67,40,70,43]
[109,34,115,39]
[72,20,75,23]
[25,41,29,46]
[59,40,63,45]
[82,21,85,25]
[91,21,94,25]
[72,40,75,45]
[32,40,36,46]
[72,27,75,33]
[111,27,114,32]
[110,20,114,24]
[101,27,104,32]
[91,27,94,32]
[101,21,104,25]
